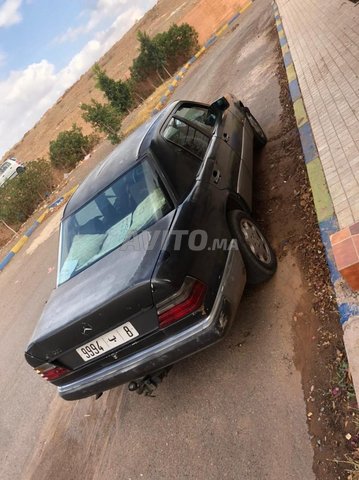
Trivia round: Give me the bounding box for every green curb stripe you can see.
[307,157,335,222]
[293,98,308,128]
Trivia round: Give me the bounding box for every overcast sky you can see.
[0,0,157,159]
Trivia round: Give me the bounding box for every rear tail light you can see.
[157,277,207,328]
[35,363,71,382]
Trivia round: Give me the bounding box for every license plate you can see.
[76,322,139,362]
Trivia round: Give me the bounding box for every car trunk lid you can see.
[26,213,174,369]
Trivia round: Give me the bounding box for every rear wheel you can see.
[245,108,267,148]
[16,166,25,174]
[229,210,276,284]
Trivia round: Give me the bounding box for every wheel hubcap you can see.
[240,219,271,264]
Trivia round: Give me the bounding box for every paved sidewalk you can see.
[275,0,359,396]
[276,0,359,229]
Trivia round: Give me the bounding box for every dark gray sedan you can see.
[25,94,276,400]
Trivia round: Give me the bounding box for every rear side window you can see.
[163,117,210,159]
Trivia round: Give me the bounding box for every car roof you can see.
[63,103,178,218]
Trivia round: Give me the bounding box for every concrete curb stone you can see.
[273,2,359,389]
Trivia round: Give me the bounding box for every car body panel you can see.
[58,247,246,401]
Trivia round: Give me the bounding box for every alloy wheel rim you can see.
[240,218,272,265]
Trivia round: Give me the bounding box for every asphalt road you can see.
[0,1,316,479]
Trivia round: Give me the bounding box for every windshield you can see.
[57,159,172,285]
[0,161,11,174]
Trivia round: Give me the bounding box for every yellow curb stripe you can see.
[62,185,79,201]
[239,1,252,13]
[216,24,228,36]
[286,63,296,83]
[37,211,49,224]
[281,44,289,55]
[293,98,308,128]
[278,30,285,39]
[11,236,29,254]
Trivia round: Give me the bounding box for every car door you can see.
[212,97,254,210]
[227,97,254,210]
[160,105,213,199]
[164,102,240,194]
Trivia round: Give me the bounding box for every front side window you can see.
[57,160,172,285]
[0,161,11,174]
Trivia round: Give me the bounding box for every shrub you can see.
[129,24,199,99]
[0,159,54,225]
[93,64,133,114]
[49,124,93,169]
[81,100,122,144]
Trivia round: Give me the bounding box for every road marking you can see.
[25,208,64,256]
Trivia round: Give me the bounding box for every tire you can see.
[16,166,25,174]
[245,108,267,148]
[228,210,277,284]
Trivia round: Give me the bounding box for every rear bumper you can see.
[58,248,246,401]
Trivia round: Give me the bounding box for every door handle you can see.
[212,169,221,184]
[223,132,230,143]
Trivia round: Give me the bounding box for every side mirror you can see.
[209,96,230,112]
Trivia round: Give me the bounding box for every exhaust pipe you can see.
[128,367,172,396]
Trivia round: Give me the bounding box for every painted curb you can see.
[152,0,253,116]
[0,185,78,272]
[272,4,359,323]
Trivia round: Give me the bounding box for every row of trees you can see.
[79,23,199,146]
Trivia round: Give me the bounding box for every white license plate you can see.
[76,322,139,362]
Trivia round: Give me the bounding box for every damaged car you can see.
[25,94,276,400]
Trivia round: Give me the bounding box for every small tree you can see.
[81,99,122,144]
[50,124,93,169]
[135,31,171,82]
[93,64,133,114]
[156,24,199,66]
[129,24,199,97]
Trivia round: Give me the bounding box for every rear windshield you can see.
[57,160,172,285]
[0,161,11,173]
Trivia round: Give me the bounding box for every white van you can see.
[0,158,25,188]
